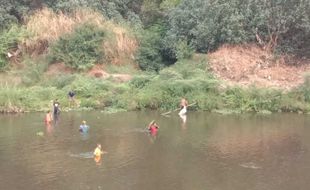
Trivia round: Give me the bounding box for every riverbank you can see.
[1,55,310,114]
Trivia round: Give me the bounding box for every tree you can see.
[165,0,310,56]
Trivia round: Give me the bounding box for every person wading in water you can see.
[178,97,188,116]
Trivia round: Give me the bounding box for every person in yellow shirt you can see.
[93,144,103,163]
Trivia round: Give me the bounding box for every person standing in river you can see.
[53,99,61,122]
[79,120,89,133]
[44,110,53,125]
[179,97,188,116]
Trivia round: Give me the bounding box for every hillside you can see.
[208,44,310,89]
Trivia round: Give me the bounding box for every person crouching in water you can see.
[79,120,89,133]
[93,144,104,163]
[148,120,159,136]
[44,110,53,125]
[178,97,188,116]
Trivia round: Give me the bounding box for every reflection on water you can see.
[179,114,187,129]
[0,112,310,190]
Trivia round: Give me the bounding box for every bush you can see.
[0,25,25,69]
[136,23,176,71]
[166,0,310,55]
[43,74,76,89]
[21,57,48,86]
[159,69,183,80]
[130,75,153,89]
[302,73,310,102]
[175,40,194,60]
[49,23,105,70]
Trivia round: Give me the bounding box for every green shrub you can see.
[49,23,105,70]
[21,57,48,86]
[175,40,194,60]
[0,25,25,69]
[44,74,76,89]
[159,69,183,80]
[302,73,310,102]
[136,23,174,71]
[130,75,153,89]
[192,92,220,111]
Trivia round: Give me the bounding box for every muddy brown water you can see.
[0,111,310,190]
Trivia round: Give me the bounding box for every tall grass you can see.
[24,8,137,65]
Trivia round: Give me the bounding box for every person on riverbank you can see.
[44,110,53,124]
[178,97,188,116]
[79,120,89,133]
[68,90,76,108]
[148,120,159,136]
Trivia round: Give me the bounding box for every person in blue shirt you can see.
[79,120,89,133]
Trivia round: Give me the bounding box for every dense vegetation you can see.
[0,0,310,113]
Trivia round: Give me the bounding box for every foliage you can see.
[300,73,310,102]
[130,75,153,89]
[135,24,167,71]
[0,25,25,69]
[167,0,310,54]
[21,57,48,86]
[175,40,194,60]
[49,23,105,70]
[0,1,31,31]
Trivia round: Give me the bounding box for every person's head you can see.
[82,120,86,124]
[97,144,101,149]
[47,110,50,113]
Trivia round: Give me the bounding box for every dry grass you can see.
[103,25,138,65]
[208,44,310,89]
[23,8,138,65]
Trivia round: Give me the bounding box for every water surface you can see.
[0,111,310,190]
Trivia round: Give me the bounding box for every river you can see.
[0,111,310,190]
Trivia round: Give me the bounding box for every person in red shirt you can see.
[148,120,159,136]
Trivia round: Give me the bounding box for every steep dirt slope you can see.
[208,44,310,89]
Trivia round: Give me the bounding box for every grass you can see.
[1,55,310,113]
[24,8,137,65]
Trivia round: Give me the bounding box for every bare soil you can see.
[208,44,310,89]
[45,63,132,82]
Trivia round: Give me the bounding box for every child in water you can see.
[79,120,89,133]
[94,144,103,157]
[93,144,105,163]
